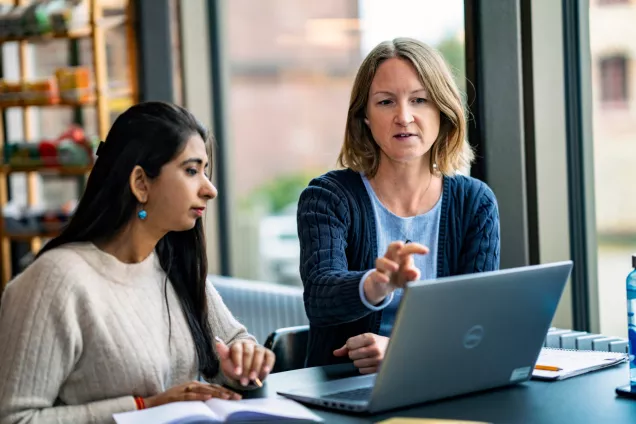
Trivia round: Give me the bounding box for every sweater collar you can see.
[61,242,163,286]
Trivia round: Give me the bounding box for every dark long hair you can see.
[38,101,219,379]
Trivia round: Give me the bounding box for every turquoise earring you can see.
[138,209,147,220]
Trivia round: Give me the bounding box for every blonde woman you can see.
[298,38,500,372]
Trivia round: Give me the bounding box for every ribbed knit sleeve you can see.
[458,182,500,274]
[297,177,374,327]
[206,281,256,346]
[0,258,136,424]
[205,281,261,390]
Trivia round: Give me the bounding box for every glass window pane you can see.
[225,0,466,285]
[589,0,635,337]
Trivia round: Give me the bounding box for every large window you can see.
[589,1,636,337]
[223,0,466,285]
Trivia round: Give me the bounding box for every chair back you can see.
[264,325,309,373]
[209,275,308,343]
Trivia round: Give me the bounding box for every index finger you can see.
[230,342,244,375]
[398,242,429,257]
[241,342,255,382]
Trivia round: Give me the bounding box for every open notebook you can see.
[532,347,628,381]
[113,398,323,423]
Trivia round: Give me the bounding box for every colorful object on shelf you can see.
[49,0,88,34]
[3,200,77,236]
[22,1,51,36]
[2,125,96,169]
[0,5,29,38]
[56,67,92,103]
[0,0,88,39]
[40,205,74,233]
[22,77,60,105]
[0,80,24,108]
[0,66,92,108]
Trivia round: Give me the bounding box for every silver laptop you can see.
[278,261,573,414]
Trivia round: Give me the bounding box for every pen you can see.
[535,364,562,372]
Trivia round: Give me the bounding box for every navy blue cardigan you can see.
[297,169,500,367]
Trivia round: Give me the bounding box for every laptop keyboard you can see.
[321,386,373,401]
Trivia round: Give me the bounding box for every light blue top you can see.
[358,174,442,336]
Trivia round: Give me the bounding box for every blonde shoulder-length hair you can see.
[337,37,473,177]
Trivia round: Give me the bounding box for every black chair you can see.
[264,325,309,373]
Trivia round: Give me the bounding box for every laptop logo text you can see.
[463,325,485,349]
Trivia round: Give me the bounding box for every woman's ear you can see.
[130,165,150,203]
[364,117,370,126]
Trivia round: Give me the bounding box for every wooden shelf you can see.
[0,99,96,110]
[0,88,132,110]
[0,28,91,44]
[0,16,127,44]
[0,164,92,175]
[3,230,62,242]
[0,0,137,287]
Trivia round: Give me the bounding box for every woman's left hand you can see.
[215,338,276,387]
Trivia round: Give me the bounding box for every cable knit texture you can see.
[0,243,255,424]
[297,169,500,366]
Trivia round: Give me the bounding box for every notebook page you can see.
[532,347,627,380]
[113,401,219,424]
[205,397,323,422]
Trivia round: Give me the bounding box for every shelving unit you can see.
[0,164,93,175]
[0,0,138,287]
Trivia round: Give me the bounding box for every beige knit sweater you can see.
[0,242,256,424]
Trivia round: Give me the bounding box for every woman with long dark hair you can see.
[0,102,275,423]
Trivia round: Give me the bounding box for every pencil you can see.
[535,364,562,372]
[253,377,263,388]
